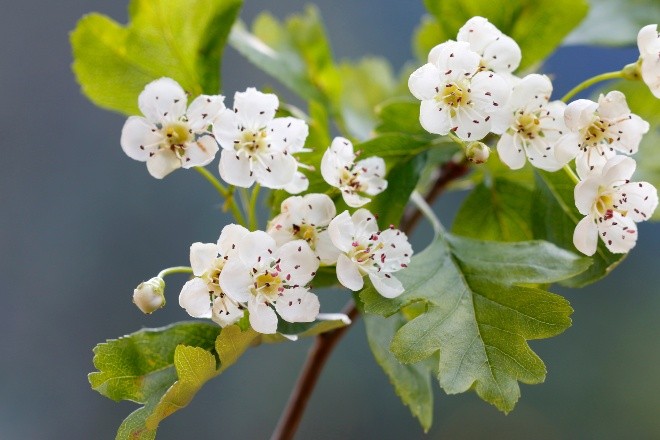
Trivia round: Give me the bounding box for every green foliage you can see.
[533,170,626,287]
[452,177,534,241]
[360,235,589,413]
[566,0,660,45]
[418,0,589,69]
[375,99,434,137]
[71,0,242,115]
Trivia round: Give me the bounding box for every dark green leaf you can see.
[71,0,242,114]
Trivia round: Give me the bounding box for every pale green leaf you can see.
[71,0,242,114]
[361,235,587,412]
[375,99,432,137]
[421,0,589,69]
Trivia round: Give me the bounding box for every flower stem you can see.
[157,266,193,279]
[561,71,625,103]
[194,167,247,226]
[563,164,580,185]
[447,131,466,148]
[248,184,261,231]
[409,191,443,237]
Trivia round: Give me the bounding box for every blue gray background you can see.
[1,1,658,439]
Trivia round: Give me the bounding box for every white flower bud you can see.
[133,277,166,314]
[465,141,490,164]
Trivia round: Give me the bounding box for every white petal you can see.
[598,212,637,254]
[217,224,250,257]
[638,24,659,56]
[179,278,212,318]
[573,215,599,256]
[328,137,356,163]
[608,114,649,155]
[218,258,252,303]
[470,70,511,114]
[219,150,255,187]
[328,211,355,252]
[253,152,298,188]
[187,95,226,132]
[315,231,341,265]
[509,74,552,111]
[248,296,278,334]
[267,117,309,153]
[211,296,244,328]
[369,273,404,298]
[355,156,388,196]
[146,150,181,179]
[553,133,580,167]
[564,99,598,131]
[267,214,296,248]
[419,100,452,135]
[336,254,364,291]
[212,108,241,150]
[233,87,278,129]
[352,208,379,238]
[138,77,187,123]
[614,182,658,222]
[497,132,526,170]
[452,106,491,141]
[275,287,320,323]
[641,57,660,98]
[408,63,442,101]
[181,135,219,168]
[282,171,309,194]
[190,242,219,276]
[574,178,600,215]
[276,240,319,287]
[597,91,630,120]
[429,41,480,78]
[375,228,413,272]
[601,156,636,185]
[299,193,336,226]
[342,191,371,208]
[238,231,277,268]
[457,16,500,53]
[575,148,614,179]
[525,137,564,172]
[481,34,521,73]
[320,148,344,188]
[120,117,162,161]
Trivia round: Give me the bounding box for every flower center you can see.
[348,241,384,271]
[254,271,282,300]
[238,129,269,155]
[205,258,226,290]
[338,166,362,191]
[436,81,470,109]
[584,118,610,146]
[515,111,542,139]
[164,122,191,146]
[292,224,318,247]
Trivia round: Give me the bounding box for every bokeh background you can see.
[1,1,659,439]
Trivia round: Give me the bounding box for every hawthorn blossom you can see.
[457,16,521,75]
[120,77,223,178]
[219,231,320,334]
[637,24,660,98]
[179,224,249,327]
[133,277,165,314]
[328,209,412,298]
[267,193,340,265]
[321,137,387,207]
[493,74,569,171]
[213,88,309,190]
[556,91,649,178]
[573,156,658,256]
[408,41,511,141]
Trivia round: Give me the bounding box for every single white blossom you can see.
[328,209,413,298]
[133,277,166,314]
[120,77,223,179]
[268,193,340,265]
[637,24,660,98]
[556,91,650,178]
[321,137,387,208]
[213,88,309,190]
[573,156,658,256]
[493,74,570,171]
[179,224,249,327]
[219,231,320,334]
[457,16,522,74]
[408,41,511,141]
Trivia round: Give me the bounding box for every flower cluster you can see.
[409,17,659,256]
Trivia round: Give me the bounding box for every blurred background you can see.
[1,1,658,439]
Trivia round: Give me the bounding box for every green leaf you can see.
[413,15,442,62]
[566,0,660,45]
[267,314,352,342]
[71,0,242,115]
[421,0,589,69]
[361,235,588,412]
[452,177,534,241]
[375,99,432,137]
[362,309,435,431]
[533,170,626,287]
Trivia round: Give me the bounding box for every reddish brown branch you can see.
[270,159,470,440]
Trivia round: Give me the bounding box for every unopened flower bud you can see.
[133,277,166,314]
[465,141,490,164]
[621,60,642,81]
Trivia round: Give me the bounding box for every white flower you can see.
[493,74,570,171]
[321,137,387,207]
[133,277,166,314]
[573,156,658,256]
[213,88,309,190]
[179,224,249,327]
[328,209,413,298]
[120,78,223,179]
[556,91,650,178]
[268,193,340,265]
[637,24,660,98]
[219,231,320,334]
[408,41,511,141]
[457,16,521,74]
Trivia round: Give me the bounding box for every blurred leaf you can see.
[420,0,589,69]
[362,308,435,431]
[413,15,442,62]
[375,99,434,137]
[361,235,588,412]
[533,170,626,286]
[452,177,534,241]
[71,0,242,115]
[566,0,660,45]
